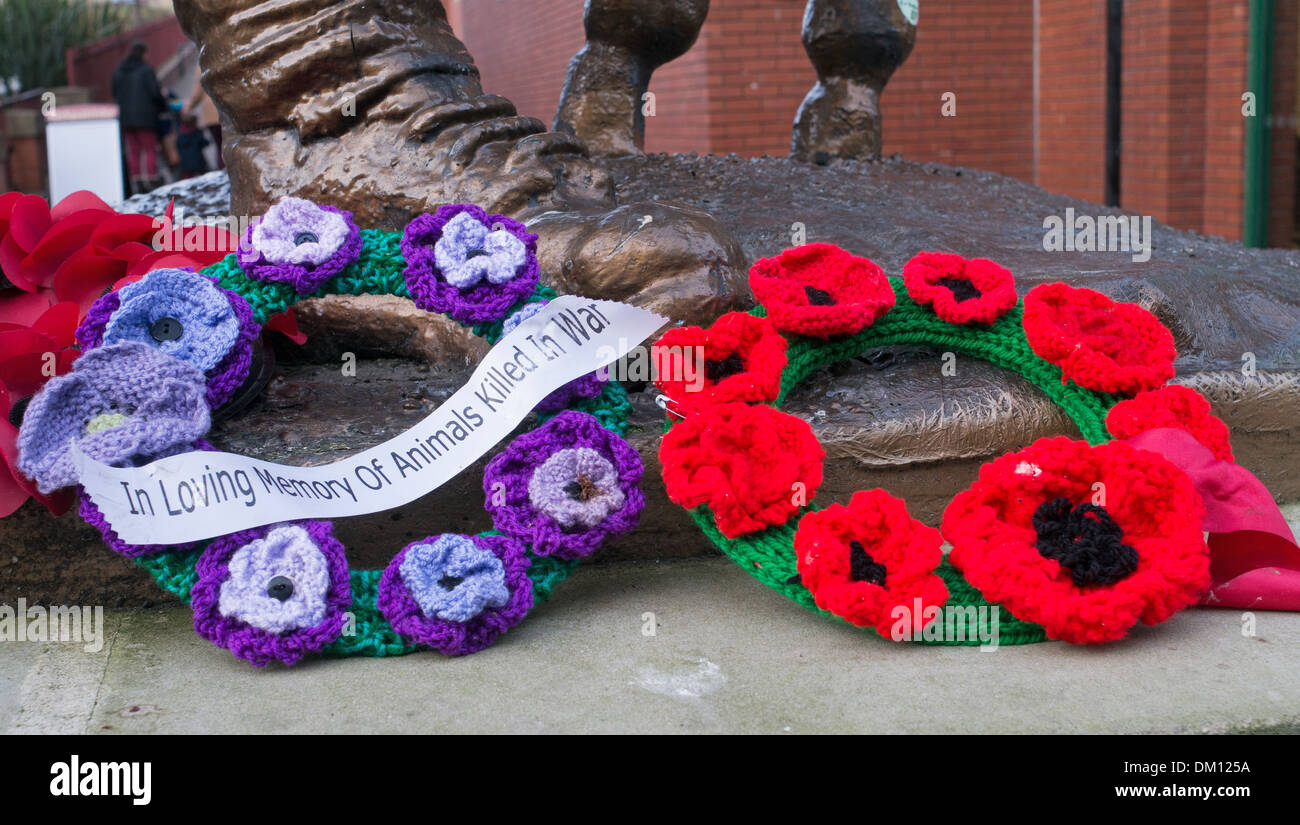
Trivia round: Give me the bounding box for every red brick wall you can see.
[1036,0,1106,204]
[1202,1,1249,241]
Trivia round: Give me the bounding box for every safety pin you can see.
[655,394,686,420]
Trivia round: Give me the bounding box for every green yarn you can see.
[676,276,1126,646]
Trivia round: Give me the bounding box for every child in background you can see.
[175,113,210,179]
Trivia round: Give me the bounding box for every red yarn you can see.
[794,489,948,638]
[660,402,824,538]
[1022,283,1176,396]
[942,436,1209,644]
[1106,385,1234,462]
[652,312,787,414]
[749,243,895,339]
[902,251,1018,325]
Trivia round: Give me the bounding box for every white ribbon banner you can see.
[75,296,666,545]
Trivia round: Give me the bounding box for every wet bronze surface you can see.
[173,0,746,328]
[791,0,916,162]
[554,0,710,157]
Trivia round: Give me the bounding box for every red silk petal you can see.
[1125,427,1300,610]
[7,194,52,251]
[50,190,113,221]
[0,233,38,291]
[265,308,307,345]
[0,289,54,326]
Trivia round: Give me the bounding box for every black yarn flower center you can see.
[465,248,488,259]
[1033,497,1139,588]
[804,285,836,306]
[936,277,982,303]
[704,351,746,383]
[438,575,464,590]
[848,540,888,585]
[564,473,602,502]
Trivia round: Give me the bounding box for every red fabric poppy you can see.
[748,243,895,339]
[794,489,948,637]
[902,251,1018,325]
[1106,385,1233,463]
[1022,282,1176,396]
[652,312,787,414]
[660,402,824,538]
[943,436,1209,644]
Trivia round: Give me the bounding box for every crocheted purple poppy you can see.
[16,342,211,493]
[377,533,533,656]
[483,411,644,560]
[78,440,217,558]
[192,521,351,666]
[77,269,260,409]
[237,197,362,293]
[501,301,605,411]
[401,204,540,324]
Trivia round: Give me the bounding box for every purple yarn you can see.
[483,411,644,560]
[16,342,211,493]
[79,440,217,558]
[401,204,540,325]
[378,533,533,656]
[192,520,351,666]
[237,198,362,294]
[76,271,260,409]
[502,301,605,411]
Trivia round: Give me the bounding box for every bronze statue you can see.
[172,0,745,326]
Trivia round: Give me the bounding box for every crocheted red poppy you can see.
[652,312,787,414]
[1022,283,1176,396]
[794,489,948,637]
[748,243,895,339]
[902,251,1018,325]
[660,402,824,538]
[1105,385,1233,463]
[943,437,1209,644]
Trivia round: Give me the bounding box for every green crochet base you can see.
[130,233,627,657]
[681,276,1124,646]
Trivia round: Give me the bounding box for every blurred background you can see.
[1,0,1296,247]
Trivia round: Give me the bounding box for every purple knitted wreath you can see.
[15,342,211,494]
[401,204,540,324]
[191,521,351,666]
[483,410,644,560]
[377,533,534,656]
[501,301,605,411]
[76,269,260,409]
[237,197,362,294]
[79,440,217,558]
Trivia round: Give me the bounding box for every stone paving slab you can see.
[3,550,1299,735]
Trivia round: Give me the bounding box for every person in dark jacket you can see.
[111,42,167,193]
[175,113,210,178]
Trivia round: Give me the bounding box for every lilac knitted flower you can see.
[79,440,217,558]
[483,411,644,560]
[192,521,351,666]
[401,204,540,324]
[378,533,533,656]
[237,197,362,293]
[77,270,260,409]
[16,342,211,493]
[502,301,605,411]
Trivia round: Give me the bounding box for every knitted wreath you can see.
[13,197,644,666]
[655,242,1293,645]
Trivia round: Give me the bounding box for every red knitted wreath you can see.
[1022,283,1176,396]
[902,251,1018,325]
[748,243,895,339]
[943,437,1209,644]
[660,402,824,538]
[1105,385,1234,462]
[652,312,787,414]
[794,489,948,637]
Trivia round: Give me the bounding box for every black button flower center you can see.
[149,316,183,342]
[564,473,602,502]
[266,576,294,601]
[1033,497,1139,588]
[438,574,464,590]
[848,540,888,585]
[936,277,982,303]
[293,231,319,246]
[804,285,836,306]
[704,351,745,383]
